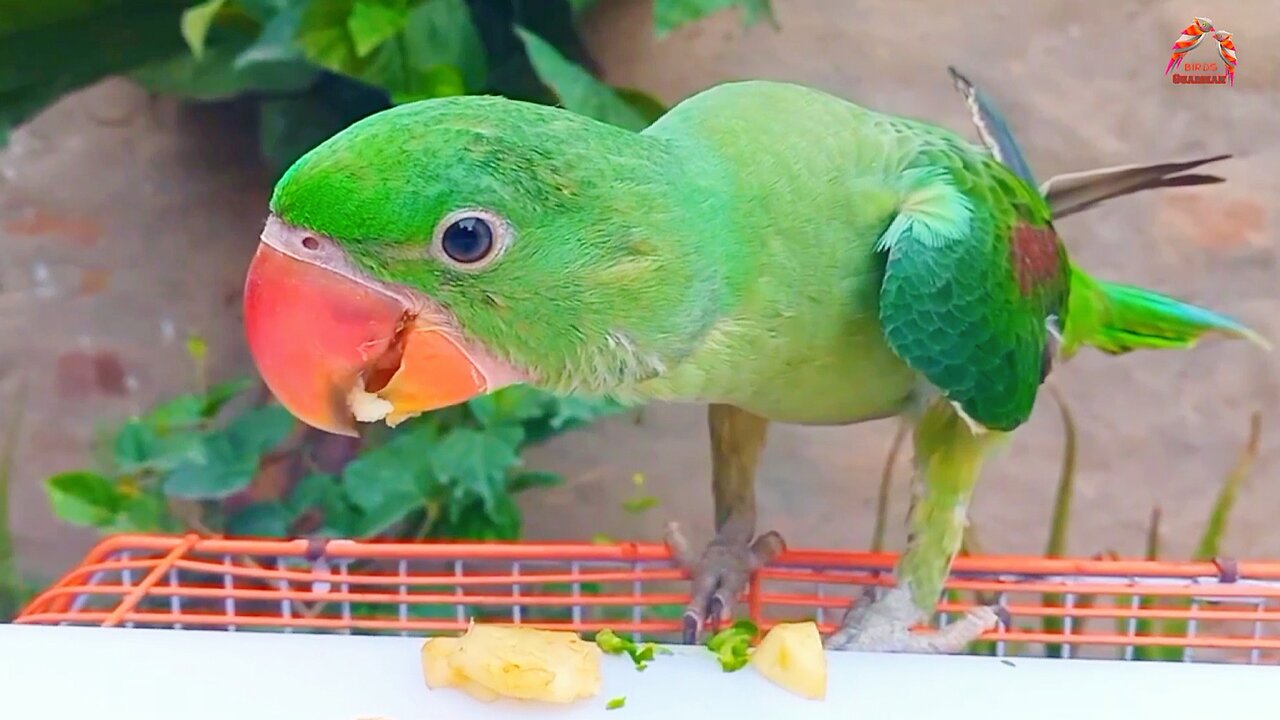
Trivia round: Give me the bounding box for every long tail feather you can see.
[1062,266,1269,357]
[1040,155,1232,219]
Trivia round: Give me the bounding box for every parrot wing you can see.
[876,145,1068,433]
[947,66,1231,220]
[947,65,1038,185]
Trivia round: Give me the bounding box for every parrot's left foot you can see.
[823,585,1005,653]
[664,521,786,644]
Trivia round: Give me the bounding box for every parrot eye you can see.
[432,209,509,270]
[441,217,492,263]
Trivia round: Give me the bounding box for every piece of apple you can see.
[750,621,827,700]
[420,624,603,704]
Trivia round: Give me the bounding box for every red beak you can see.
[243,218,490,436]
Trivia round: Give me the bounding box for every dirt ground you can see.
[1,0,1277,584]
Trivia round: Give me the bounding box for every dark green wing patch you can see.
[878,158,1067,432]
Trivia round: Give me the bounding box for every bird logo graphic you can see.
[1165,17,1238,86]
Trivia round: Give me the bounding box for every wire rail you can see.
[15,534,1280,664]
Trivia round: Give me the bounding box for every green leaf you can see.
[295,0,359,69]
[297,0,485,99]
[234,3,310,69]
[398,0,486,90]
[469,387,544,427]
[513,26,647,131]
[132,41,320,101]
[645,603,684,620]
[113,491,172,533]
[870,420,908,552]
[317,490,362,537]
[230,0,288,22]
[113,420,158,469]
[347,0,408,57]
[1041,387,1077,658]
[1195,411,1260,560]
[180,0,227,58]
[431,427,521,515]
[614,86,667,124]
[258,92,344,174]
[341,422,438,511]
[160,407,288,500]
[286,472,338,517]
[226,501,291,536]
[163,438,258,499]
[508,470,562,493]
[112,418,204,473]
[484,492,521,539]
[146,394,207,431]
[606,697,626,710]
[522,394,629,446]
[1140,413,1263,662]
[1132,507,1164,661]
[201,378,254,418]
[350,600,457,621]
[568,0,604,15]
[226,404,296,457]
[351,498,418,536]
[46,471,122,527]
[549,395,628,430]
[652,0,775,38]
[387,64,465,104]
[1,3,189,147]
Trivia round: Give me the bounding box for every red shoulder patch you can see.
[1010,222,1063,296]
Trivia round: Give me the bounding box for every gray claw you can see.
[993,604,1012,630]
[665,520,785,644]
[682,612,701,644]
[707,595,725,627]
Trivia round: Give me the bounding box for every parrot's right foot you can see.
[824,585,1005,653]
[664,521,786,644]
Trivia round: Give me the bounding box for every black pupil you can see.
[441,217,493,263]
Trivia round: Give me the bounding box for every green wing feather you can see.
[877,135,1068,432]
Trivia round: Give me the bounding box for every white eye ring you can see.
[429,208,514,271]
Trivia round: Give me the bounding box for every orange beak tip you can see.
[243,242,405,437]
[244,241,491,435]
[362,327,489,422]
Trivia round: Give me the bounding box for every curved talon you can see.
[707,595,726,627]
[665,520,786,644]
[1213,556,1239,584]
[681,613,701,645]
[993,604,1012,631]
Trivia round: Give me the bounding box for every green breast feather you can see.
[876,138,1069,432]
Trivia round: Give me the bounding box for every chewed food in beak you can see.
[243,216,521,436]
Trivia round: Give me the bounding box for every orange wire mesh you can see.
[15,533,1280,664]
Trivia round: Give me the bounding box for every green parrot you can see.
[243,67,1267,653]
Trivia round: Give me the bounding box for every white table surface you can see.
[0,623,1275,719]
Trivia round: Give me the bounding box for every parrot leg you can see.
[665,403,786,644]
[825,397,1009,653]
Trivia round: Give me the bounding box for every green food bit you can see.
[595,628,630,655]
[607,696,626,710]
[595,629,672,671]
[705,619,760,672]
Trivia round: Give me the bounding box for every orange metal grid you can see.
[15,533,1280,664]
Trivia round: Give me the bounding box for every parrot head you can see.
[243,95,728,436]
